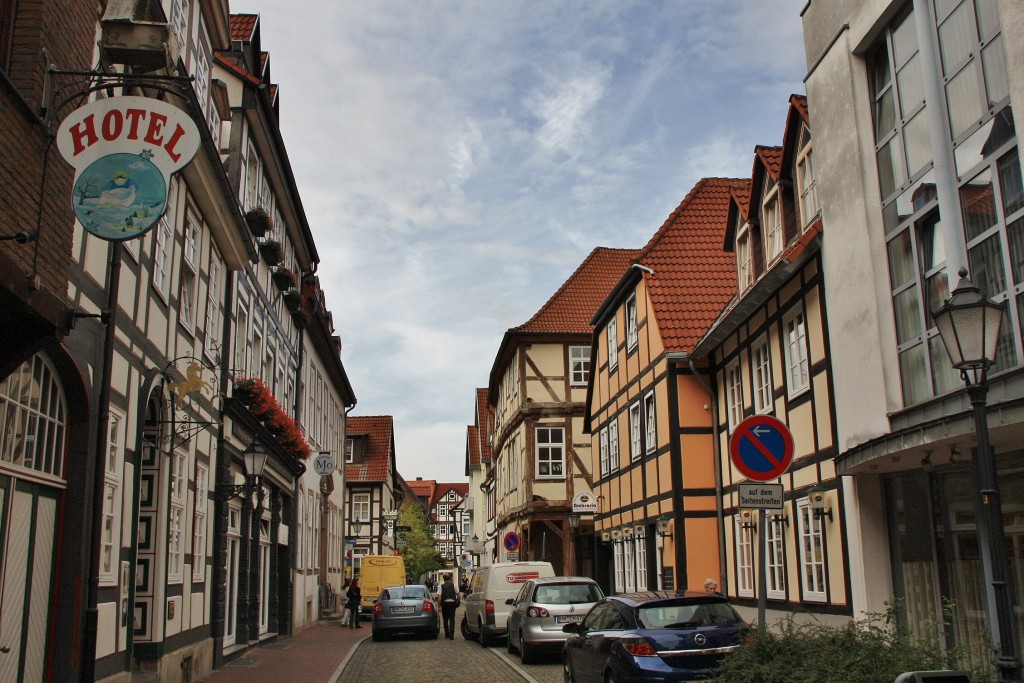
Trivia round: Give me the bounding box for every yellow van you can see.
[358,555,407,614]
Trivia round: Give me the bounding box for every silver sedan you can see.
[506,577,604,664]
[371,584,440,641]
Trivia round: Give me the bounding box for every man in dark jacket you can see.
[439,573,459,639]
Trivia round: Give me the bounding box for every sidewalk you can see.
[200,618,368,683]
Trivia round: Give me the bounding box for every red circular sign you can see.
[729,415,794,482]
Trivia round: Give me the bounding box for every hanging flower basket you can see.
[245,207,274,237]
[292,310,311,329]
[259,240,284,266]
[272,267,297,291]
[233,376,312,460]
[282,288,302,312]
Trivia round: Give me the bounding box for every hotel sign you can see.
[56,96,200,241]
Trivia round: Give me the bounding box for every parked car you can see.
[371,584,439,641]
[561,591,748,682]
[461,561,555,646]
[506,576,604,664]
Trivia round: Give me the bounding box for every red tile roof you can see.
[345,416,395,483]
[635,178,750,352]
[433,483,469,507]
[230,14,258,42]
[514,247,643,335]
[754,145,783,181]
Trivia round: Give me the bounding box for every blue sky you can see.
[242,0,809,482]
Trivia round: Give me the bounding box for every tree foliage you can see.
[398,504,444,582]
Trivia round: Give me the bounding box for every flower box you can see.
[292,310,310,329]
[282,288,302,312]
[233,377,312,460]
[272,267,297,291]
[259,240,284,266]
[245,207,274,237]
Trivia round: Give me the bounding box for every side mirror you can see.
[505,598,515,605]
[562,623,581,634]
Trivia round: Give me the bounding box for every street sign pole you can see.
[758,509,767,627]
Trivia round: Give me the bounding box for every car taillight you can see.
[620,637,656,656]
[373,603,383,615]
[422,600,435,612]
[526,606,549,618]
[485,600,494,614]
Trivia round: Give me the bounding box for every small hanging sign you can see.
[55,96,201,241]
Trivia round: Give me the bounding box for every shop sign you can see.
[56,96,200,241]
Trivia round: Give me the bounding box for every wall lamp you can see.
[771,512,790,528]
[568,513,582,531]
[655,517,672,537]
[216,439,269,504]
[807,486,832,522]
[739,509,758,532]
[0,230,37,244]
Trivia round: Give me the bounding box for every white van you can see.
[461,561,555,645]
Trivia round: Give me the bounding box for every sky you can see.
[240,0,809,483]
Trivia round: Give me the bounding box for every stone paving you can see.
[338,634,531,683]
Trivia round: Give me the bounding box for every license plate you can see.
[391,606,414,613]
[555,615,584,623]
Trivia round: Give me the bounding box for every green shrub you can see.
[713,611,956,683]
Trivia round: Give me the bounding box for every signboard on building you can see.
[571,491,599,514]
[55,96,201,241]
[313,451,336,476]
[729,415,794,482]
[738,483,784,510]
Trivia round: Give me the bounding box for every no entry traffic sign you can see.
[730,415,794,482]
[503,531,521,552]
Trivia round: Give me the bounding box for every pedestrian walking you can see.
[340,577,351,624]
[439,573,460,639]
[345,578,362,629]
[460,576,470,595]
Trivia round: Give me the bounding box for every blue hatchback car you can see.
[561,591,747,682]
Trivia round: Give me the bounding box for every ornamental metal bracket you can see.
[156,351,223,445]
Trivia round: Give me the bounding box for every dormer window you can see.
[796,124,819,230]
[737,220,754,292]
[762,176,782,263]
[625,295,638,351]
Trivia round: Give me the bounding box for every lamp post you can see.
[933,268,1021,683]
[216,439,269,503]
[568,513,581,576]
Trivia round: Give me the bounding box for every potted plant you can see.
[292,310,311,329]
[282,288,302,312]
[245,206,274,237]
[272,267,296,291]
[259,239,284,266]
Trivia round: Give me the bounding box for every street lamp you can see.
[568,513,581,576]
[216,439,269,504]
[933,268,1021,683]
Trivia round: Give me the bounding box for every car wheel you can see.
[520,636,537,665]
[478,618,492,647]
[603,669,620,683]
[371,629,382,642]
[506,630,519,655]
[461,615,477,640]
[563,655,575,683]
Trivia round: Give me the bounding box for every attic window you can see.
[763,176,782,263]
[344,438,354,463]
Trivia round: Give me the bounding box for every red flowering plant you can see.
[233,377,312,460]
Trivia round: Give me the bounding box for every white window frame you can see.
[224,508,240,646]
[623,534,636,592]
[797,500,827,602]
[151,213,172,302]
[783,307,810,397]
[178,212,199,331]
[643,392,656,454]
[629,402,642,461]
[635,526,648,592]
[100,407,125,584]
[599,427,610,477]
[726,359,743,430]
[766,514,786,599]
[352,492,371,526]
[796,124,819,230]
[626,295,638,350]
[535,426,565,479]
[613,541,624,592]
[192,463,208,581]
[608,418,620,471]
[763,176,783,263]
[753,336,773,414]
[735,514,755,598]
[737,221,753,292]
[607,318,618,371]
[168,449,187,583]
[345,438,354,463]
[570,346,590,386]
[204,246,223,360]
